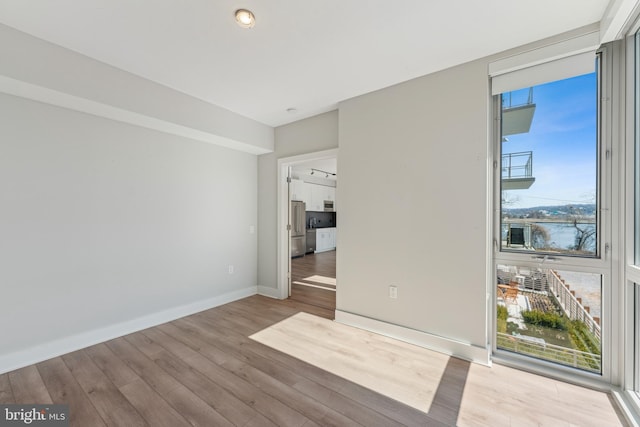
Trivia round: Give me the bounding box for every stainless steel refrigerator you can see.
[290,201,306,257]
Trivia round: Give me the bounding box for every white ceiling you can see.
[0,1,610,127]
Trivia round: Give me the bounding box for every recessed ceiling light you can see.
[235,9,255,28]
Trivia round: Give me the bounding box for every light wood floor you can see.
[251,312,626,427]
[291,250,336,311]
[0,295,628,426]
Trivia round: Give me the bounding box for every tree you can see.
[572,219,596,252]
[565,203,596,252]
[531,224,550,249]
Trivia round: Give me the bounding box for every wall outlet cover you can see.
[389,285,397,299]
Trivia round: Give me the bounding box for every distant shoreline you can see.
[503,218,595,224]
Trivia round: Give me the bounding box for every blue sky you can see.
[502,72,597,209]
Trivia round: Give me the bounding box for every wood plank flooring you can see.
[250,312,451,413]
[250,312,626,427]
[291,250,336,311]
[0,295,628,426]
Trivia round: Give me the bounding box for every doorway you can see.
[290,248,336,310]
[276,149,338,312]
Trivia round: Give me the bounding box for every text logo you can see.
[0,405,68,427]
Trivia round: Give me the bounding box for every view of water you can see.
[503,221,597,253]
[535,222,597,253]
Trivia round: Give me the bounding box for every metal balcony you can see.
[502,88,536,136]
[502,151,535,190]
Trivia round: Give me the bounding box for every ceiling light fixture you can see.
[235,9,255,28]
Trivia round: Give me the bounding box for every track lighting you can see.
[310,168,336,178]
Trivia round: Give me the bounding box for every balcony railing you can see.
[502,88,536,136]
[502,151,533,179]
[497,332,601,373]
[548,270,601,340]
[502,151,535,190]
[502,87,534,109]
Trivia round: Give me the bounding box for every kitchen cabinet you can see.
[327,186,336,212]
[308,184,336,211]
[302,182,312,207]
[315,227,336,253]
[290,179,303,201]
[290,179,311,206]
[326,186,335,202]
[309,185,324,211]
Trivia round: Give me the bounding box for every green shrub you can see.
[496,305,509,333]
[521,310,568,330]
[497,318,507,334]
[568,320,601,356]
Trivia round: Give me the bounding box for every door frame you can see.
[276,148,338,299]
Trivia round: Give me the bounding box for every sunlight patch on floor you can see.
[303,275,336,286]
[250,312,448,412]
[292,281,336,292]
[250,312,624,427]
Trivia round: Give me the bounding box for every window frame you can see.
[497,73,603,260]
[625,27,640,403]
[494,52,611,272]
[491,46,614,385]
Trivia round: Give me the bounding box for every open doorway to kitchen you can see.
[290,159,337,310]
[277,149,338,312]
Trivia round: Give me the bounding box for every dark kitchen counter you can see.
[306,211,336,229]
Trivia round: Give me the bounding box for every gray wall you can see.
[0,93,258,365]
[337,58,490,348]
[257,111,339,291]
[0,23,273,154]
[333,26,598,352]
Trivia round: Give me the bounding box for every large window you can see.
[497,264,602,373]
[500,75,599,257]
[493,51,609,377]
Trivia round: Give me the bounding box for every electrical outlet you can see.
[228,265,234,274]
[249,225,255,234]
[389,285,398,299]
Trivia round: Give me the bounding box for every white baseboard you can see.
[257,285,283,299]
[0,286,257,375]
[335,310,491,366]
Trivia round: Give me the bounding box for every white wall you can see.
[257,111,338,293]
[337,59,491,353]
[0,93,258,372]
